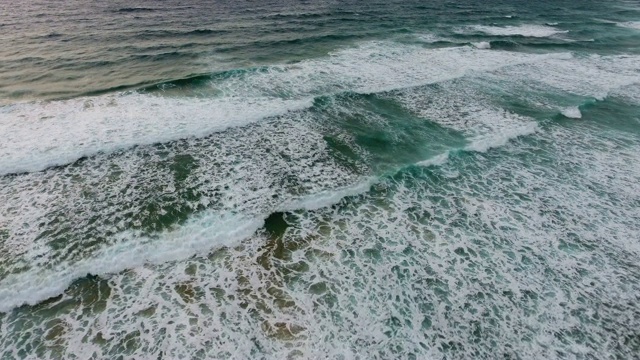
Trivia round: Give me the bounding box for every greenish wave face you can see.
[1,0,639,359]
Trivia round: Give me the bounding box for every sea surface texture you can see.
[1,0,640,358]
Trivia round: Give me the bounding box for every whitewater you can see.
[1,0,640,359]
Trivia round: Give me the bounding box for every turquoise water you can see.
[1,0,640,358]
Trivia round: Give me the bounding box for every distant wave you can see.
[463,24,569,38]
[413,33,449,43]
[5,41,637,178]
[187,28,228,35]
[0,42,566,176]
[43,32,64,38]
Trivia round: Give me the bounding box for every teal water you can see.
[1,0,640,358]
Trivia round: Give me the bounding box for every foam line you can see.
[0,213,263,312]
[0,96,313,176]
[617,21,640,30]
[0,42,569,175]
[465,24,569,37]
[416,152,451,167]
[418,123,539,167]
[279,179,376,212]
[464,123,539,153]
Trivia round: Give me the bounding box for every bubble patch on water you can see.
[393,89,533,137]
[2,112,638,359]
[392,52,640,130]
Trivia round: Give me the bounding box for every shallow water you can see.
[1,0,639,358]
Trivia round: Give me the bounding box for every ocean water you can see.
[1,0,640,358]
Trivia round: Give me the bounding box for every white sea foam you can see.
[279,179,375,212]
[5,120,637,359]
[416,152,451,167]
[275,42,563,95]
[392,82,537,138]
[464,123,538,152]
[610,83,640,104]
[416,123,538,167]
[2,38,640,334]
[0,89,539,307]
[472,41,491,49]
[466,24,568,37]
[0,96,312,176]
[414,33,446,43]
[0,105,377,312]
[0,42,568,175]
[491,54,640,101]
[0,176,378,312]
[617,21,640,30]
[2,43,640,359]
[0,106,541,313]
[561,106,582,119]
[0,213,263,312]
